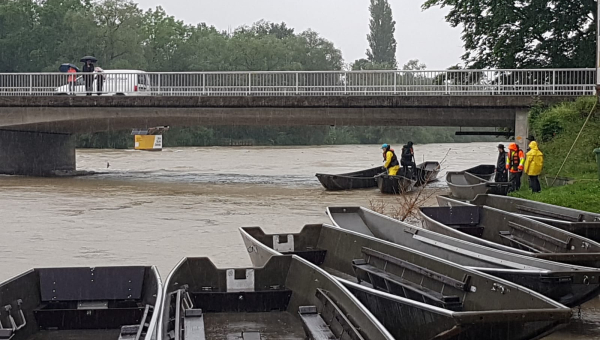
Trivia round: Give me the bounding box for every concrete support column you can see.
[0,130,75,176]
[514,109,529,151]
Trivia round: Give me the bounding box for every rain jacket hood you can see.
[508,143,518,151]
[524,141,544,176]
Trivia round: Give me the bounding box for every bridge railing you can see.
[0,69,595,96]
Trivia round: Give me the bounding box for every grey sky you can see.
[135,0,464,70]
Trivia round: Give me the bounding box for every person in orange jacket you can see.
[506,143,525,191]
[67,67,77,94]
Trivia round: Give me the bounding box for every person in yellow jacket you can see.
[524,141,544,193]
[381,144,400,176]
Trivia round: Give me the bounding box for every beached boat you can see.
[464,164,496,181]
[316,166,384,191]
[420,205,600,267]
[446,171,511,200]
[0,265,162,340]
[326,206,600,307]
[240,225,571,340]
[414,161,441,186]
[157,255,393,340]
[377,174,416,194]
[438,194,600,242]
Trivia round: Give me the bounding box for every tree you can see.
[422,0,596,68]
[366,0,397,68]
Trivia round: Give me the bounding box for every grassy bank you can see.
[510,96,600,212]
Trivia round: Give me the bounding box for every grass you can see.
[511,180,600,213]
[509,97,600,212]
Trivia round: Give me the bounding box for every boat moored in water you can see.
[0,265,162,340]
[316,166,385,191]
[240,225,572,340]
[326,206,600,307]
[446,171,511,200]
[438,194,600,243]
[158,256,393,340]
[420,205,600,268]
[414,161,441,186]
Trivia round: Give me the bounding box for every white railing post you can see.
[29,74,33,95]
[344,72,348,95]
[157,74,161,96]
[248,73,252,95]
[552,70,556,94]
[202,73,206,96]
[296,72,299,94]
[393,71,397,95]
[445,71,449,95]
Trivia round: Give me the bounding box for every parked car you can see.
[55,70,151,96]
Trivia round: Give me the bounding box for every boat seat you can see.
[118,325,140,340]
[314,289,364,340]
[455,226,484,238]
[184,309,206,340]
[0,329,13,340]
[499,231,544,253]
[298,306,338,340]
[507,222,572,251]
[242,332,261,340]
[353,261,463,311]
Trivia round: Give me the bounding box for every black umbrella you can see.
[80,56,98,63]
[59,63,80,73]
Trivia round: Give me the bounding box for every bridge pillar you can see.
[514,109,529,151]
[0,130,75,176]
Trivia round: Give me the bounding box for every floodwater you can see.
[0,142,597,339]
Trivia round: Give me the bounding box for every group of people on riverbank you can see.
[496,141,544,193]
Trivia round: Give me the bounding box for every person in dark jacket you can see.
[495,144,508,182]
[401,141,416,177]
[82,60,94,96]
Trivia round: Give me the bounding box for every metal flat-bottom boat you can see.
[316,166,384,191]
[326,206,600,307]
[414,161,441,186]
[438,194,600,242]
[420,205,600,268]
[240,225,571,340]
[377,174,416,194]
[158,256,393,340]
[464,164,496,181]
[0,266,162,340]
[446,171,511,200]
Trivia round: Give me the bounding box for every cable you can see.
[550,97,598,186]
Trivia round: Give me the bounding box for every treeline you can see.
[76,126,503,149]
[0,0,342,73]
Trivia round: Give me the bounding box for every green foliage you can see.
[76,126,504,149]
[366,0,397,68]
[528,97,600,178]
[423,0,596,68]
[0,0,343,72]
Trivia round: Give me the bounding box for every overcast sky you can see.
[134,0,465,70]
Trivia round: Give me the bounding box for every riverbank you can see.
[510,97,600,212]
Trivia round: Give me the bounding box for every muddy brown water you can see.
[0,142,596,338]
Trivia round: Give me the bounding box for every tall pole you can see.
[597,0,600,95]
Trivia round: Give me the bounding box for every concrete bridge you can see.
[0,69,595,176]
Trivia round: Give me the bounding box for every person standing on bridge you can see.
[82,59,95,96]
[401,141,416,178]
[524,141,544,193]
[381,144,400,176]
[495,144,508,182]
[506,143,525,191]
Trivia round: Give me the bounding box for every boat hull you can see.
[447,171,510,200]
[326,206,600,307]
[316,166,384,191]
[414,161,441,186]
[377,174,416,194]
[464,164,496,181]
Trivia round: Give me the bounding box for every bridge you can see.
[0,69,595,176]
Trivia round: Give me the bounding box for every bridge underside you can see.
[0,95,573,176]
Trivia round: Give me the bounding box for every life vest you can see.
[509,150,521,171]
[384,149,399,168]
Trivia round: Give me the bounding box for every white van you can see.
[55,70,151,96]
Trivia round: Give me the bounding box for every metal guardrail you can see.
[0,69,595,96]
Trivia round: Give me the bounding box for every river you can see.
[0,142,596,338]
